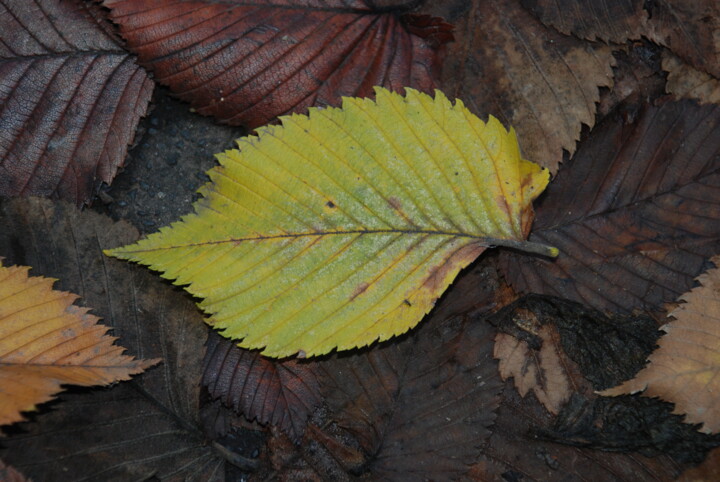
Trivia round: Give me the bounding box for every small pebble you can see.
[142,219,156,227]
[165,156,178,166]
[157,191,166,199]
[136,210,147,216]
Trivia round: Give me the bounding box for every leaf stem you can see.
[484,238,559,258]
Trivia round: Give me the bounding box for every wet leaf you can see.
[520,0,720,78]
[104,0,451,128]
[602,256,720,434]
[107,88,553,357]
[0,0,153,206]
[202,332,321,442]
[423,0,615,173]
[663,52,720,105]
[0,261,156,428]
[501,98,720,314]
[0,198,225,481]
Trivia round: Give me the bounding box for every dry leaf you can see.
[202,332,321,442]
[0,261,156,427]
[602,255,720,434]
[663,51,720,105]
[520,0,720,78]
[0,0,153,205]
[104,0,451,128]
[494,324,573,414]
[501,98,720,314]
[107,88,553,357]
[0,198,225,481]
[424,0,615,173]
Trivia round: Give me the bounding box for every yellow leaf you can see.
[0,262,157,427]
[107,87,554,357]
[600,255,720,433]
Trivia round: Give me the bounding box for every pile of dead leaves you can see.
[2,0,720,480]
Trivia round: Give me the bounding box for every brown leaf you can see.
[0,0,153,206]
[0,261,157,428]
[494,324,575,415]
[104,0,451,129]
[316,303,502,478]
[520,0,720,78]
[423,0,615,173]
[202,331,321,442]
[479,383,687,481]
[501,98,720,314]
[519,0,646,42]
[663,51,720,105]
[602,255,720,434]
[0,198,224,481]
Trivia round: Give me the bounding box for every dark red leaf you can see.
[202,331,321,442]
[501,99,720,314]
[0,0,153,206]
[103,0,452,128]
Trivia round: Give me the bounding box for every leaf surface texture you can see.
[0,261,155,427]
[0,0,153,205]
[108,88,550,357]
[104,0,451,128]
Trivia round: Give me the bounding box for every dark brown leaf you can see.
[0,198,224,481]
[663,51,720,105]
[104,0,451,128]
[478,384,689,481]
[0,0,153,206]
[501,99,720,314]
[0,459,29,482]
[520,0,720,78]
[422,0,615,173]
[202,332,321,443]
[317,302,502,478]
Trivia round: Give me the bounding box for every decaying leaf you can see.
[494,324,574,415]
[0,198,225,481]
[423,0,615,173]
[0,261,156,428]
[107,88,553,357]
[663,51,720,105]
[104,0,451,128]
[520,0,720,78]
[680,447,720,481]
[602,255,720,434]
[501,98,720,314]
[202,332,321,442]
[0,0,153,205]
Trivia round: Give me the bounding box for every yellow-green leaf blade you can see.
[107,87,551,358]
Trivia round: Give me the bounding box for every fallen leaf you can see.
[0,261,156,427]
[0,198,225,481]
[494,324,574,415]
[0,459,29,482]
[520,0,720,78]
[0,0,153,206]
[478,382,690,481]
[663,51,720,105]
[202,331,321,442]
[107,88,553,357]
[519,0,646,42]
[104,0,451,128]
[501,98,720,314]
[423,0,615,173]
[292,304,501,478]
[601,255,720,434]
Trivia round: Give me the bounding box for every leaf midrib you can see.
[121,228,520,253]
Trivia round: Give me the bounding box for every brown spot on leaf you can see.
[387,197,403,212]
[421,243,486,294]
[350,282,370,301]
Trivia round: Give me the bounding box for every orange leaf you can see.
[0,262,157,427]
